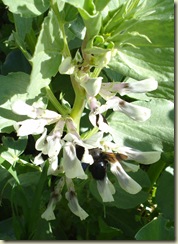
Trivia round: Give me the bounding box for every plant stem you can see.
[91,67,102,78]
[45,86,70,115]
[70,75,86,132]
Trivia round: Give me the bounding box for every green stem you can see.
[45,86,70,115]
[91,67,102,78]
[70,76,86,132]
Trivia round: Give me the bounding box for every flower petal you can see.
[103,97,151,122]
[121,161,140,172]
[62,142,87,179]
[47,156,59,175]
[97,176,115,202]
[33,153,45,166]
[110,162,142,194]
[118,147,161,164]
[84,131,103,149]
[65,191,88,220]
[119,78,158,96]
[35,128,48,153]
[12,100,60,121]
[59,56,75,74]
[81,77,102,96]
[89,112,111,133]
[14,119,47,136]
[46,134,62,157]
[11,100,35,117]
[41,198,57,221]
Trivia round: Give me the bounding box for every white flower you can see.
[88,97,111,132]
[59,56,75,74]
[35,128,48,154]
[117,147,161,165]
[41,177,65,221]
[47,155,59,176]
[12,100,61,136]
[100,78,158,99]
[80,76,102,96]
[65,191,89,220]
[96,176,115,202]
[65,178,88,220]
[110,162,142,194]
[14,119,48,136]
[61,140,87,179]
[83,131,104,149]
[119,78,158,96]
[33,153,45,166]
[41,198,57,221]
[99,97,151,122]
[35,119,65,157]
[12,100,61,121]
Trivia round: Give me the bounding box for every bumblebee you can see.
[75,146,128,181]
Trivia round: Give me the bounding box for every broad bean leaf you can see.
[1,0,50,17]
[27,10,64,98]
[108,99,174,152]
[106,0,174,81]
[1,137,27,165]
[72,0,174,81]
[147,81,174,101]
[135,215,174,240]
[13,14,33,42]
[62,0,104,41]
[155,167,174,220]
[0,72,29,132]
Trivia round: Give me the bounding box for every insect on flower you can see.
[88,148,128,180]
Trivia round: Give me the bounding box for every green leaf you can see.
[0,72,29,132]
[13,14,33,41]
[135,215,175,240]
[97,217,122,240]
[27,10,64,98]
[63,0,102,41]
[104,0,174,81]
[105,207,141,239]
[1,136,27,165]
[0,218,15,240]
[108,99,174,152]
[58,3,78,22]
[148,80,174,101]
[2,50,31,75]
[108,46,174,82]
[13,14,36,55]
[2,0,50,17]
[156,167,174,220]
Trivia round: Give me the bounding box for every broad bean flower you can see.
[11,74,160,220]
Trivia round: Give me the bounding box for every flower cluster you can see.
[11,56,161,220]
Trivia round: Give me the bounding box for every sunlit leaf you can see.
[1,0,50,17]
[27,10,64,98]
[0,72,29,132]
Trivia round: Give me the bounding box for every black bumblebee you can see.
[88,148,108,180]
[76,146,127,181]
